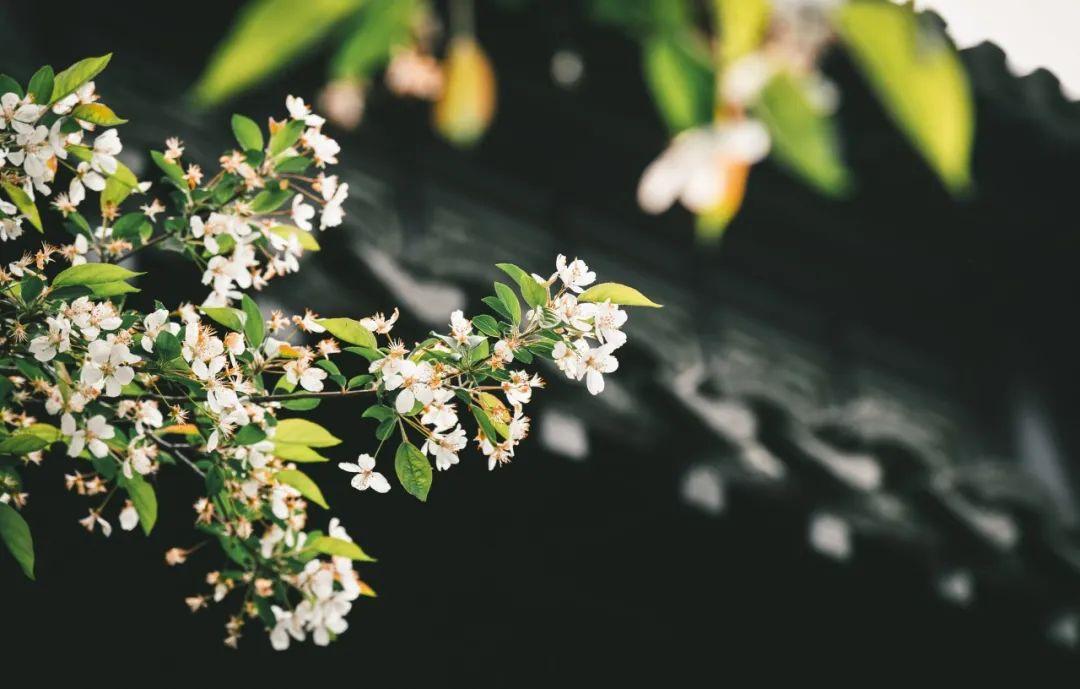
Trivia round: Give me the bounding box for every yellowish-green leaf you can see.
[23,423,61,444]
[2,182,42,232]
[308,535,375,561]
[53,263,142,287]
[201,306,246,333]
[755,72,849,195]
[330,0,418,80]
[715,0,771,66]
[316,317,376,348]
[276,468,329,509]
[272,441,329,462]
[192,0,365,106]
[275,418,341,447]
[89,281,140,297]
[50,54,111,104]
[70,103,127,126]
[835,2,973,192]
[578,282,662,308]
[270,225,320,251]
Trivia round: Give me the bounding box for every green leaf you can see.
[344,345,382,361]
[835,2,973,192]
[308,535,375,561]
[268,119,306,156]
[27,65,54,105]
[281,397,321,411]
[471,314,501,338]
[347,374,373,390]
[269,225,320,251]
[112,212,151,243]
[272,442,329,462]
[19,276,44,303]
[394,442,432,502]
[496,263,547,309]
[240,295,265,348]
[274,156,312,173]
[67,144,141,210]
[234,424,267,445]
[578,282,662,307]
[154,331,182,361]
[23,423,61,445]
[755,72,850,196]
[493,282,522,325]
[471,405,500,444]
[642,35,713,134]
[0,503,34,579]
[205,466,225,496]
[89,281,140,297]
[231,113,264,151]
[50,54,111,104]
[2,182,42,232]
[0,73,24,98]
[250,187,292,213]
[468,339,490,366]
[52,263,142,288]
[0,433,49,455]
[362,405,395,421]
[192,0,365,106]
[150,150,187,186]
[316,317,376,348]
[276,469,329,509]
[482,296,511,321]
[70,102,127,126]
[102,160,140,210]
[124,473,158,535]
[330,0,418,80]
[201,306,247,333]
[275,418,341,447]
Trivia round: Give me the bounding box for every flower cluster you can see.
[637,0,842,227]
[1,57,658,650]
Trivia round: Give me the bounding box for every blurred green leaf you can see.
[193,0,366,106]
[715,0,770,66]
[835,2,973,193]
[642,34,713,134]
[330,0,417,80]
[755,72,850,196]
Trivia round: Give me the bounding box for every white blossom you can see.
[338,454,390,493]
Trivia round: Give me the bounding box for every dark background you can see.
[3,0,1080,683]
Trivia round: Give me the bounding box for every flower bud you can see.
[318,78,366,131]
[434,36,496,147]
